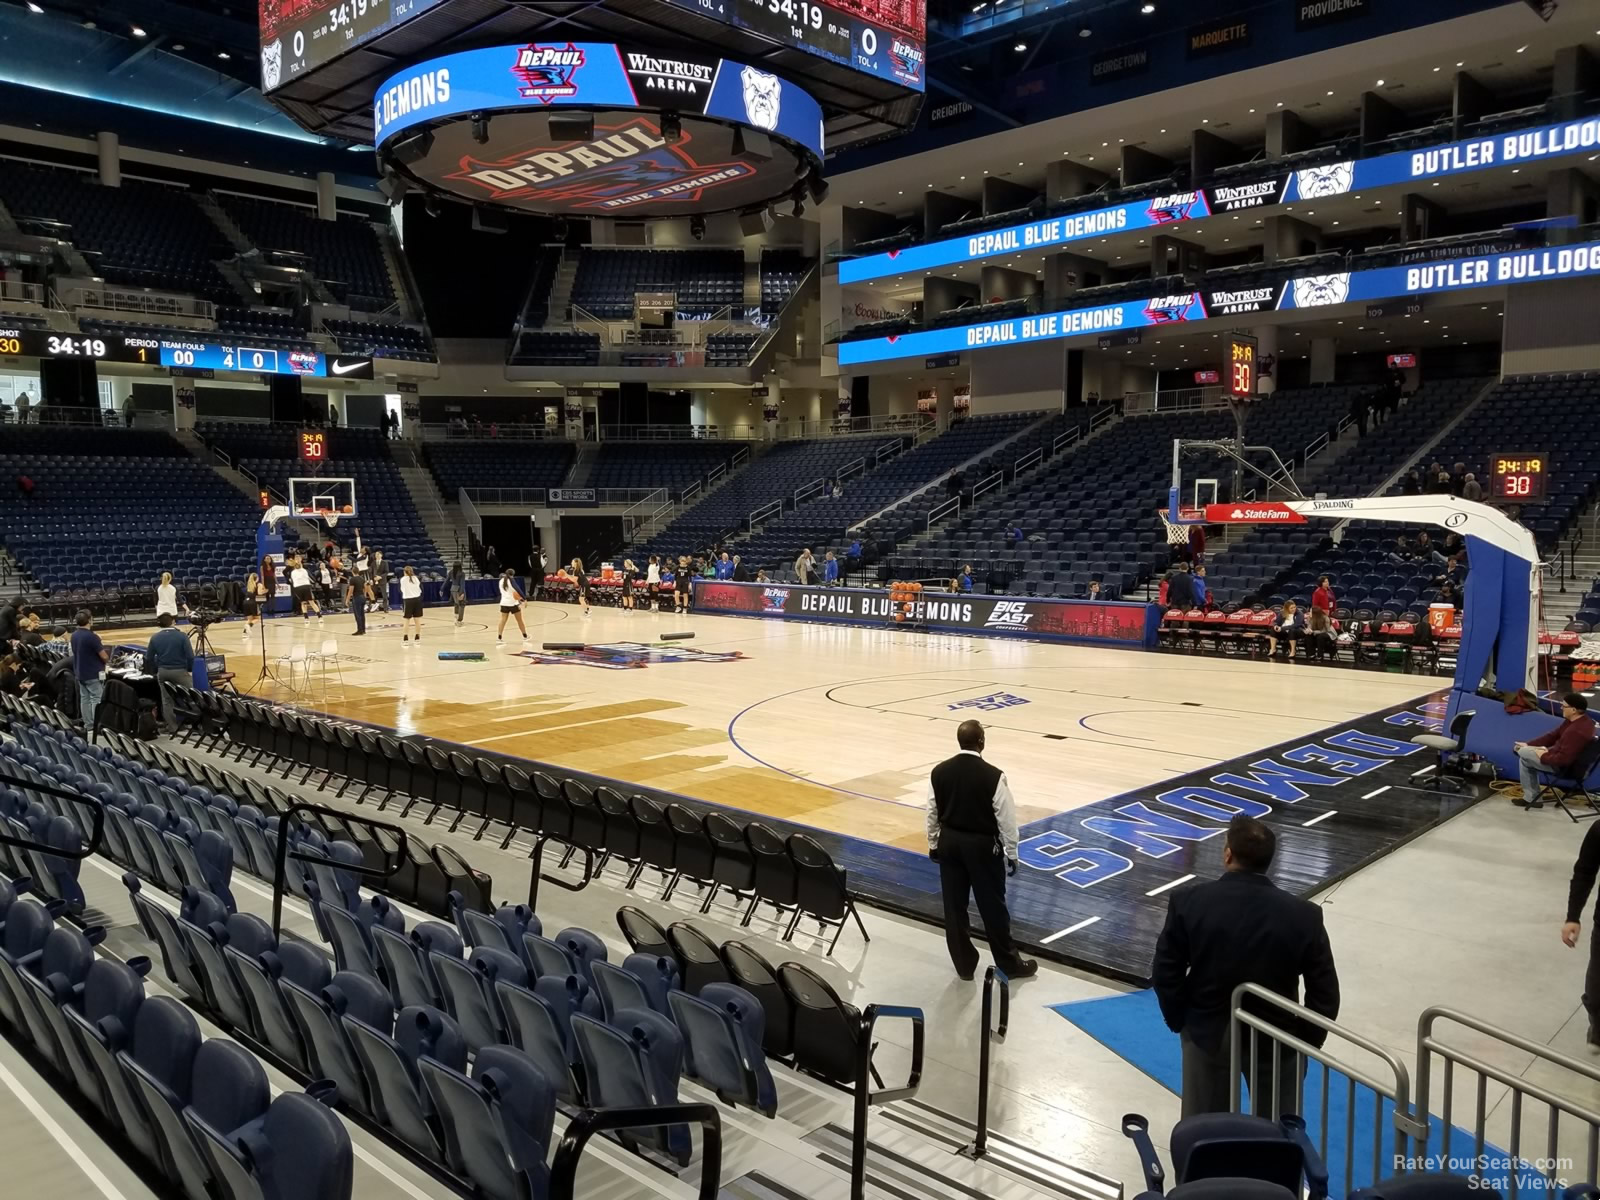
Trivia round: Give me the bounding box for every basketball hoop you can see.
[1158,508,1205,546]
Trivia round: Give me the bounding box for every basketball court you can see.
[115,596,1476,979]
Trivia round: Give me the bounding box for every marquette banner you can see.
[839,239,1600,366]
[840,112,1600,285]
[692,580,1161,648]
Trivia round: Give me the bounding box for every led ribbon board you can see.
[373,43,825,217]
[840,112,1600,284]
[837,239,1600,365]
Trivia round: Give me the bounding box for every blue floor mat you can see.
[1053,990,1527,1198]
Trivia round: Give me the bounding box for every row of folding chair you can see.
[171,686,870,956]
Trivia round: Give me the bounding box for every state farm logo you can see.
[1230,506,1299,520]
[985,600,1034,629]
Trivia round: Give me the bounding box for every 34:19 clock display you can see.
[1227,334,1258,398]
[1489,452,1549,502]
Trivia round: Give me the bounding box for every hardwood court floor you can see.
[140,601,1443,854]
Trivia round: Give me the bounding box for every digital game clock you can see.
[1488,452,1549,502]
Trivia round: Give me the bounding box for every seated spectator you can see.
[1266,600,1305,658]
[1307,607,1337,661]
[1514,693,1596,809]
[1312,575,1336,615]
[1006,525,1024,546]
[1415,531,1447,566]
[1461,472,1483,502]
[754,569,769,583]
[1086,580,1103,601]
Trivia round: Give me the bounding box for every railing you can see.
[926,495,960,530]
[458,488,482,544]
[619,488,669,543]
[269,801,407,940]
[420,422,570,442]
[1014,446,1044,475]
[747,499,782,530]
[1230,983,1420,1195]
[707,463,726,486]
[794,477,825,505]
[460,487,548,507]
[59,284,215,322]
[876,439,905,465]
[1416,1008,1600,1195]
[525,834,593,911]
[971,470,1004,503]
[837,456,866,485]
[550,1105,722,1200]
[0,280,45,306]
[1123,387,1232,415]
[959,967,1010,1160]
[849,1003,926,1200]
[597,422,759,441]
[731,446,751,469]
[680,479,703,505]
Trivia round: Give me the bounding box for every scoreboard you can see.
[661,0,925,89]
[259,0,448,92]
[1226,334,1258,398]
[0,327,374,379]
[1489,452,1549,502]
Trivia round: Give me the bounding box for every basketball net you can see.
[1158,509,1204,547]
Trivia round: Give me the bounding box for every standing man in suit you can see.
[926,720,1038,981]
[1152,815,1340,1118]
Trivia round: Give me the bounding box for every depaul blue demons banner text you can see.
[840,112,1600,285]
[838,239,1600,366]
[372,42,824,162]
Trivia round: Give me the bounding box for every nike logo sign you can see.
[330,360,370,376]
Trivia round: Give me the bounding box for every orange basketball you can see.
[341,504,354,514]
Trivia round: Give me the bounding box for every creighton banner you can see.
[692,580,1161,648]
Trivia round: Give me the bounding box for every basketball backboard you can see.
[288,476,357,526]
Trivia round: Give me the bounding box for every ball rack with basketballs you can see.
[888,580,926,629]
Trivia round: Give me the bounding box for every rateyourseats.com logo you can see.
[985,601,1034,629]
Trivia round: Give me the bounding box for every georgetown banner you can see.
[692,580,1161,648]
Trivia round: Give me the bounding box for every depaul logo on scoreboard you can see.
[514,43,586,102]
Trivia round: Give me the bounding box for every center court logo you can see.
[984,601,1034,629]
[741,67,782,131]
[514,44,586,102]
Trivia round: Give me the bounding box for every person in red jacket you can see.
[1515,693,1597,809]
[1311,575,1335,615]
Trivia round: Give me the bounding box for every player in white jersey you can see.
[288,557,323,622]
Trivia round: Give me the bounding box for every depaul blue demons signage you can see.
[374,43,823,218]
[840,112,1600,285]
[839,239,1600,365]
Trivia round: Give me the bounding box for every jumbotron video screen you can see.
[259,0,448,92]
[258,0,924,93]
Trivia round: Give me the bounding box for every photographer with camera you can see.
[143,612,195,734]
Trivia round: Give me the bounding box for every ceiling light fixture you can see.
[131,25,146,36]
[217,50,231,59]
[1140,3,1156,12]
[25,2,42,12]
[1013,41,1027,51]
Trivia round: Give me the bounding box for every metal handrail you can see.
[526,833,593,912]
[1230,982,1419,1192]
[747,499,782,530]
[1054,427,1080,454]
[269,800,408,939]
[707,463,725,486]
[0,768,105,860]
[959,967,1010,1160]
[794,478,824,505]
[972,470,1003,502]
[1014,447,1043,474]
[1416,1006,1600,1189]
[458,488,482,545]
[731,446,750,469]
[550,1105,722,1200]
[926,495,960,530]
[849,1003,925,1200]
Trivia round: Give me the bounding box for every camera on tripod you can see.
[188,609,223,628]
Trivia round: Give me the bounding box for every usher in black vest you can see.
[930,753,1003,839]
